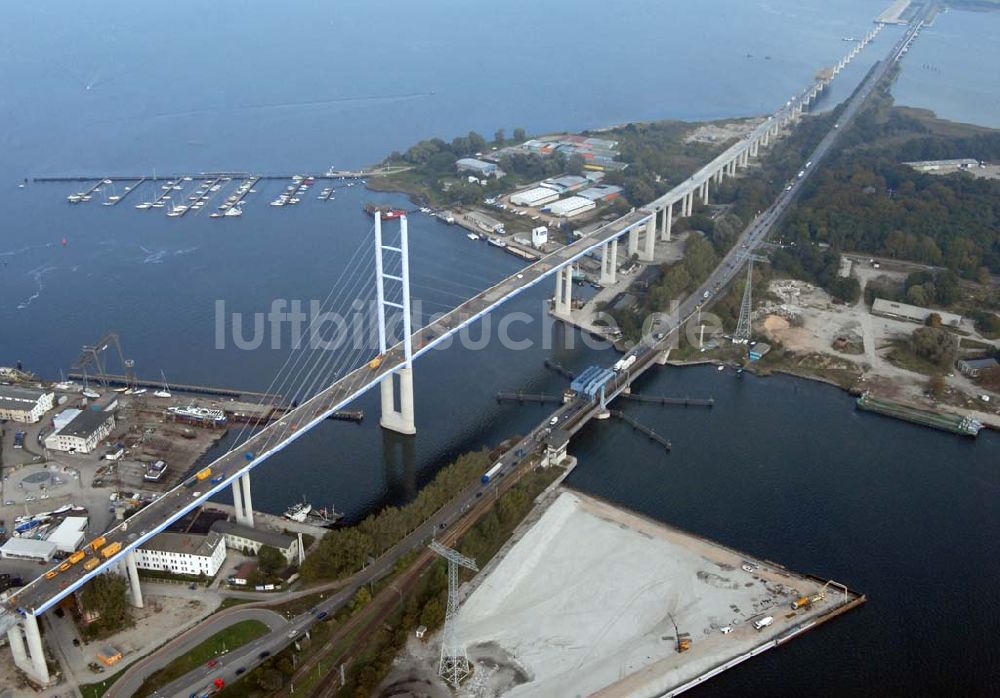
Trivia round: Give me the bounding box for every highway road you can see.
[90,14,933,697]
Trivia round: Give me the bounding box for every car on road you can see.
[235,667,246,676]
[287,629,299,639]
[259,650,271,659]
[316,611,328,620]
[207,659,219,668]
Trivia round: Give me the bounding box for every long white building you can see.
[0,386,54,424]
[134,531,226,578]
[44,409,115,454]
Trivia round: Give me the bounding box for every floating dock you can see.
[620,392,714,407]
[543,359,575,380]
[610,409,672,450]
[66,372,281,401]
[856,392,981,437]
[496,391,564,406]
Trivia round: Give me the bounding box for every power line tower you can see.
[733,253,768,345]
[429,539,479,688]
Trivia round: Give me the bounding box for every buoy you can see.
[61,238,68,247]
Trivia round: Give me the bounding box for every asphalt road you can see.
[107,607,287,698]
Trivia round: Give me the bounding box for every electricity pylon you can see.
[429,539,479,688]
[733,253,768,345]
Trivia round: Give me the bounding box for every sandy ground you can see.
[757,273,1000,424]
[685,118,767,145]
[421,489,852,698]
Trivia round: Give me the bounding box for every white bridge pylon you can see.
[374,212,416,435]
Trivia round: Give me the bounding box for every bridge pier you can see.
[700,180,709,205]
[125,551,144,608]
[600,239,618,285]
[380,367,416,435]
[750,140,759,158]
[642,216,656,261]
[232,473,254,527]
[7,614,50,686]
[660,202,673,241]
[627,227,639,257]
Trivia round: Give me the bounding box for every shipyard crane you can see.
[429,539,479,688]
[72,332,135,388]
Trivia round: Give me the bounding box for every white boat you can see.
[284,499,312,523]
[487,238,507,248]
[135,202,152,210]
[154,370,172,398]
[132,388,147,395]
[224,206,243,217]
[467,233,479,241]
[209,212,222,218]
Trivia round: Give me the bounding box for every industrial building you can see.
[510,186,559,208]
[456,158,504,178]
[577,184,623,203]
[134,531,227,577]
[211,520,299,563]
[871,298,962,327]
[46,516,89,554]
[958,356,999,378]
[0,386,54,424]
[544,196,597,218]
[540,175,590,195]
[43,408,115,454]
[1,538,58,563]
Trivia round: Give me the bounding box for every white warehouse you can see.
[510,187,559,208]
[545,196,597,218]
[135,531,227,578]
[0,386,54,424]
[44,409,115,454]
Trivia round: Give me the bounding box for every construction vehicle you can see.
[84,558,100,571]
[100,541,122,559]
[69,550,86,564]
[90,536,107,552]
[369,355,384,370]
[791,596,812,610]
[196,467,213,481]
[753,616,774,631]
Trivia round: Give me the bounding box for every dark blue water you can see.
[2,1,998,694]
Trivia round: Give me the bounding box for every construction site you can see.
[391,488,863,698]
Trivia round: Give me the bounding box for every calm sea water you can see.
[1,1,998,694]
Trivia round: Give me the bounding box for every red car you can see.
[207,659,218,668]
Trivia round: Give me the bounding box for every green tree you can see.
[494,128,505,145]
[257,545,285,575]
[910,326,958,367]
[81,573,131,632]
[512,127,526,142]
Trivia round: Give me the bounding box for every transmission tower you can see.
[429,539,479,688]
[733,254,768,345]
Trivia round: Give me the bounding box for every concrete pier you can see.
[125,551,144,608]
[600,239,618,285]
[660,202,673,242]
[380,366,416,435]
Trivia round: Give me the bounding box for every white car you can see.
[720,626,733,634]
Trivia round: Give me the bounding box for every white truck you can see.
[753,616,774,631]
